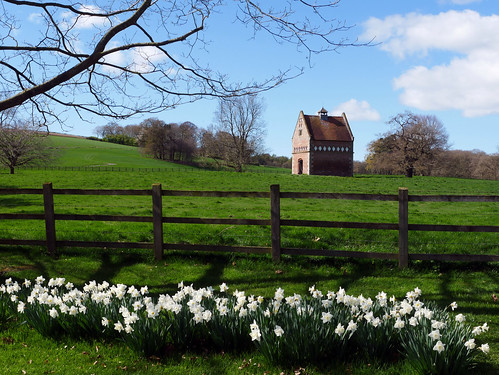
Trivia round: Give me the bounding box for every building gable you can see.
[291,111,311,141]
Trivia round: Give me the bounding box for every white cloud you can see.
[62,5,110,30]
[439,0,481,4]
[28,13,43,24]
[100,42,126,74]
[130,46,167,73]
[362,10,498,58]
[394,49,499,117]
[75,5,110,29]
[333,99,381,121]
[362,10,499,117]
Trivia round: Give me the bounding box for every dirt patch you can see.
[0,265,37,274]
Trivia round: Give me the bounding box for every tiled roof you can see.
[304,115,353,142]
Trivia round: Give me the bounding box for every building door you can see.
[298,159,303,174]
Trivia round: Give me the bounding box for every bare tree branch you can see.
[0,0,366,125]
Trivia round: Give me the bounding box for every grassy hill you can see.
[47,135,196,169]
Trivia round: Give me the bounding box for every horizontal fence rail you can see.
[5,165,290,174]
[0,183,497,268]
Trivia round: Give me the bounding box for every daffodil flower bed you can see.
[0,277,491,374]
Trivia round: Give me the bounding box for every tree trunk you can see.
[9,166,14,174]
[405,166,414,178]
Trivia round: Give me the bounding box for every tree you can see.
[0,0,363,124]
[139,119,173,161]
[366,112,449,177]
[139,118,198,162]
[365,135,400,175]
[0,113,52,174]
[94,123,124,138]
[432,149,499,180]
[213,95,266,172]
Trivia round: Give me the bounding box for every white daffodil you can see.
[479,343,490,354]
[335,323,345,336]
[250,329,261,342]
[274,325,284,337]
[455,314,466,323]
[202,310,212,322]
[321,312,333,324]
[49,307,59,319]
[464,338,476,350]
[347,320,358,332]
[433,340,445,353]
[472,326,483,336]
[394,318,405,329]
[17,301,25,313]
[371,317,381,328]
[114,321,124,332]
[428,329,441,341]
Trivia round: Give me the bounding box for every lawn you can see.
[0,136,498,374]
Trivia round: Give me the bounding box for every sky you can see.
[41,0,499,161]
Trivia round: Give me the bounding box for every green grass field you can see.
[0,135,498,374]
[46,135,196,169]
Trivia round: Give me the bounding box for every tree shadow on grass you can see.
[0,246,49,281]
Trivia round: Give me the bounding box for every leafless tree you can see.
[432,149,498,180]
[366,112,449,177]
[0,111,52,174]
[140,118,198,161]
[94,122,124,138]
[0,0,362,126]
[213,94,265,172]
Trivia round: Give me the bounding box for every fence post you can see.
[43,182,57,256]
[270,184,281,262]
[152,183,164,260]
[398,187,409,269]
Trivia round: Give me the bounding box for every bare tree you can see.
[94,122,124,138]
[432,149,499,180]
[139,118,198,161]
[0,0,363,125]
[366,112,449,177]
[0,112,52,174]
[213,95,265,172]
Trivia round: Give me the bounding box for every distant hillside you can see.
[47,135,196,169]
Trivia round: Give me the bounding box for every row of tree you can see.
[95,96,289,171]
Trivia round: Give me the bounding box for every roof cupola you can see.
[318,107,328,120]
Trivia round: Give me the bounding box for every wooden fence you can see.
[0,183,498,269]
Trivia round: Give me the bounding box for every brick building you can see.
[291,108,354,176]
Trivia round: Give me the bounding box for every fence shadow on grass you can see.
[87,251,145,285]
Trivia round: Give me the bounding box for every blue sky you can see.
[49,0,498,161]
